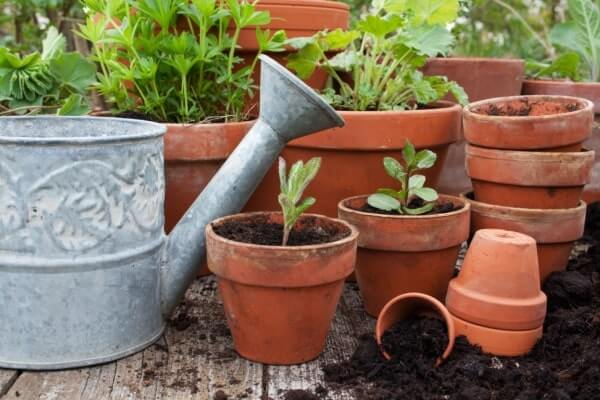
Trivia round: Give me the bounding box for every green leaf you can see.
[402,140,416,167]
[403,202,434,215]
[447,80,469,105]
[296,196,316,215]
[323,29,360,50]
[412,187,438,202]
[41,27,66,60]
[328,50,359,71]
[408,174,425,190]
[383,156,405,180]
[287,42,322,79]
[404,0,459,25]
[57,94,90,116]
[356,15,402,38]
[414,149,437,169]
[286,36,317,50]
[278,156,287,193]
[367,193,401,211]
[403,24,454,56]
[49,53,96,93]
[527,52,581,80]
[376,188,401,198]
[410,75,438,105]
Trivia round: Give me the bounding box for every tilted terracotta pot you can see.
[376,293,456,366]
[466,144,594,209]
[446,229,547,331]
[206,212,358,365]
[461,193,587,282]
[246,103,462,216]
[165,121,253,275]
[337,195,470,317]
[463,95,593,150]
[522,79,600,204]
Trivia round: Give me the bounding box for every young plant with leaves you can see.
[367,141,439,215]
[0,27,96,116]
[79,0,286,123]
[278,157,321,246]
[286,0,468,111]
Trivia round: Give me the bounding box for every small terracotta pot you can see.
[337,195,470,317]
[206,212,358,365]
[376,293,456,366]
[461,193,587,282]
[165,121,253,275]
[463,95,593,150]
[522,79,600,205]
[466,144,594,209]
[446,229,547,331]
[246,103,462,216]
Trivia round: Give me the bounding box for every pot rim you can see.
[464,95,594,122]
[427,56,525,64]
[255,0,350,10]
[461,192,587,217]
[333,101,461,116]
[523,78,600,88]
[163,119,257,128]
[337,194,470,220]
[206,211,359,251]
[465,144,595,161]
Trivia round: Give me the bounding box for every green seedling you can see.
[368,140,439,215]
[278,157,321,246]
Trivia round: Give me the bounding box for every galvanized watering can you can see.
[0,56,344,369]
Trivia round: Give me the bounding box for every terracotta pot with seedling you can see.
[206,157,358,365]
[338,141,470,317]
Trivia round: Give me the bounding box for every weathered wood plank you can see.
[5,370,92,400]
[0,370,19,397]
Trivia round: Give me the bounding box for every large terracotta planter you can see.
[523,79,600,204]
[462,193,587,282]
[466,144,594,209]
[245,103,462,216]
[165,121,253,274]
[463,95,593,151]
[206,212,358,365]
[337,194,470,317]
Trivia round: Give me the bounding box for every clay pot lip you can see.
[375,292,456,366]
[523,78,600,89]
[466,144,595,163]
[255,0,350,10]
[334,101,461,117]
[427,56,525,65]
[206,211,359,252]
[464,95,594,121]
[163,119,256,129]
[338,194,470,220]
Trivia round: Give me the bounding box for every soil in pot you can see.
[321,202,600,399]
[475,98,581,116]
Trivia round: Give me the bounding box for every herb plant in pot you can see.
[81,0,285,273]
[338,142,470,317]
[206,157,358,364]
[244,0,467,216]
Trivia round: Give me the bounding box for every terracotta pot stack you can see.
[462,95,594,282]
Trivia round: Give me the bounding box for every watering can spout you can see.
[161,55,344,316]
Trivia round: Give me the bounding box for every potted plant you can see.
[244,0,467,216]
[79,0,286,274]
[206,157,358,364]
[0,27,95,116]
[337,142,470,317]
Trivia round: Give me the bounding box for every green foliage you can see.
[80,0,286,123]
[367,141,439,215]
[286,0,467,111]
[277,157,321,246]
[0,27,95,115]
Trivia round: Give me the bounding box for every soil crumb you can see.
[212,214,350,246]
[213,390,228,400]
[322,202,600,399]
[283,389,320,400]
[474,99,581,116]
[381,316,448,363]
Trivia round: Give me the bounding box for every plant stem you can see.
[282,224,290,246]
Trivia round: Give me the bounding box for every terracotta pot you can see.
[376,293,456,366]
[466,144,594,209]
[245,102,462,216]
[446,229,547,331]
[461,193,587,282]
[337,194,470,317]
[463,95,593,150]
[206,212,358,365]
[522,80,600,204]
[165,121,253,275]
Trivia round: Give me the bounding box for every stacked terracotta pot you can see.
[462,95,594,282]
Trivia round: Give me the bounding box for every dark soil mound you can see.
[322,203,600,399]
[474,99,581,116]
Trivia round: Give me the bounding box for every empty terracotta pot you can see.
[466,144,594,209]
[338,195,470,317]
[376,293,456,366]
[461,193,587,282]
[463,95,593,150]
[206,212,358,365]
[246,103,462,216]
[446,229,547,331]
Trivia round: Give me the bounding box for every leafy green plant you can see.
[0,27,96,116]
[367,141,439,215]
[286,0,468,111]
[79,0,286,123]
[277,157,321,246]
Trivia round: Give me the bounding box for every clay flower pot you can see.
[246,103,462,216]
[466,144,594,209]
[337,194,470,317]
[376,293,456,366]
[462,193,587,282]
[463,95,593,151]
[206,212,358,365]
[165,121,252,275]
[522,79,600,205]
